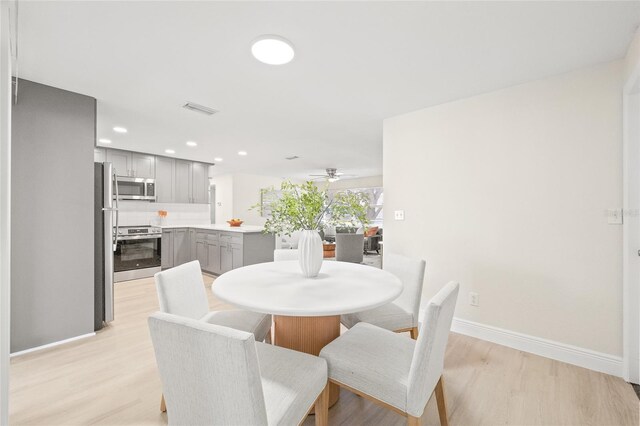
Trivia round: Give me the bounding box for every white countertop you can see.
[153,224,266,233]
[212,260,403,316]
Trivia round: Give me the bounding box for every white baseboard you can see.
[451,318,623,377]
[9,332,95,358]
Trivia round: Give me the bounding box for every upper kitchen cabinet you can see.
[155,156,174,203]
[174,160,209,204]
[132,153,155,179]
[106,149,132,177]
[192,162,209,204]
[105,149,155,179]
[174,160,192,203]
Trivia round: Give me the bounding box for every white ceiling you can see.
[17,1,640,179]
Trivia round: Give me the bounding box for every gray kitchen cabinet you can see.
[189,229,197,260]
[161,228,274,274]
[231,243,243,270]
[172,228,190,267]
[220,243,233,274]
[94,147,106,163]
[161,230,174,269]
[132,153,155,179]
[196,241,207,269]
[206,242,221,274]
[192,162,209,204]
[155,156,174,203]
[174,160,192,203]
[106,149,132,177]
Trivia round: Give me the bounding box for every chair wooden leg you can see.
[409,327,419,340]
[265,327,272,344]
[314,383,330,426]
[435,376,448,426]
[407,415,421,426]
[160,394,166,413]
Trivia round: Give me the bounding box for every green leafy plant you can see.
[253,181,370,236]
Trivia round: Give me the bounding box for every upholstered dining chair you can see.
[320,281,459,426]
[154,260,272,412]
[274,249,299,261]
[149,312,330,426]
[335,233,364,263]
[341,253,426,339]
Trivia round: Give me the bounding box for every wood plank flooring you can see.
[9,274,639,425]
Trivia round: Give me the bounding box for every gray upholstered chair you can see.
[341,253,426,339]
[320,281,459,426]
[149,312,330,426]
[154,260,272,412]
[274,249,299,261]
[335,233,364,263]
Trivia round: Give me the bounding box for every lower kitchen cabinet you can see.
[161,231,174,269]
[206,242,221,274]
[162,228,274,274]
[172,228,190,267]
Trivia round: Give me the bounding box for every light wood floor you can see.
[10,275,639,425]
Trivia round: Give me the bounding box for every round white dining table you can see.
[212,260,403,407]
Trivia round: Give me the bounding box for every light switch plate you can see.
[394,210,405,221]
[607,209,623,225]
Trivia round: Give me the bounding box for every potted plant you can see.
[255,181,369,277]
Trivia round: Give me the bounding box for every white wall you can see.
[211,173,291,226]
[326,175,383,190]
[211,174,233,225]
[624,28,640,83]
[384,60,624,357]
[232,174,289,226]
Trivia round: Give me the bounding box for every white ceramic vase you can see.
[298,230,323,278]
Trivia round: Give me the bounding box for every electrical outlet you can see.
[469,292,479,307]
[394,210,405,221]
[607,209,623,225]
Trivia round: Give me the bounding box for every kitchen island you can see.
[157,224,275,275]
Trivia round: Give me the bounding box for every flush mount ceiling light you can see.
[98,138,112,144]
[165,149,175,154]
[186,141,197,147]
[113,126,127,133]
[251,35,295,65]
[238,151,248,156]
[214,157,223,162]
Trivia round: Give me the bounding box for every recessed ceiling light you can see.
[214,157,223,162]
[251,35,295,65]
[98,138,112,144]
[113,126,127,133]
[165,149,175,154]
[186,141,197,147]
[238,151,248,156]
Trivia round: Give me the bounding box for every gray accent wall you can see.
[11,79,95,352]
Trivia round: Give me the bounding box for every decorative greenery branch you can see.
[252,181,370,236]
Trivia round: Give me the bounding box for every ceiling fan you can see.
[309,168,355,183]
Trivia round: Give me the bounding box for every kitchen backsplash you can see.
[118,201,210,227]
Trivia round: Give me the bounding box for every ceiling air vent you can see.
[183,102,218,116]
[285,155,300,160]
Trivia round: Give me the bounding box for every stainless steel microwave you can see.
[114,176,156,201]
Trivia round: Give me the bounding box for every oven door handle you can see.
[117,234,162,241]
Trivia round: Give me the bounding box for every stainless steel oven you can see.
[114,226,162,282]
[115,176,156,201]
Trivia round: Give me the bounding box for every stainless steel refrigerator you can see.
[94,162,118,330]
